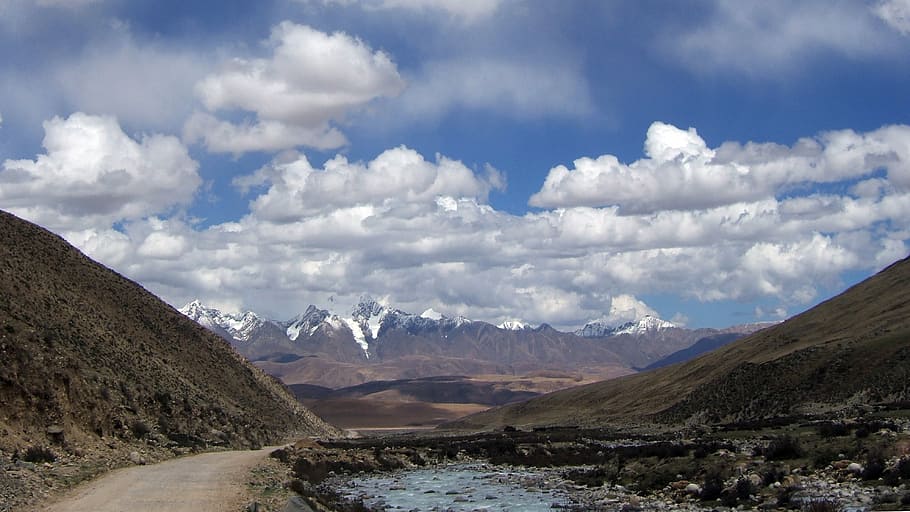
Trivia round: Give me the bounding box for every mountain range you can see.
[452,254,910,430]
[180,298,770,388]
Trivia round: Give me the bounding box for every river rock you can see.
[282,496,315,512]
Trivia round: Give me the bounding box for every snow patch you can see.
[342,317,371,358]
[498,320,529,330]
[421,308,443,321]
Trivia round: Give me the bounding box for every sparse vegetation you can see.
[21,445,56,463]
[804,498,840,512]
[759,435,803,460]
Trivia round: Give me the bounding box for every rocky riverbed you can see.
[271,416,910,511]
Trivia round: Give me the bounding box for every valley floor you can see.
[268,411,910,511]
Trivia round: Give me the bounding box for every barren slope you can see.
[452,255,910,430]
[0,209,337,456]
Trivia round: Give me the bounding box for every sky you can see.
[1,0,909,330]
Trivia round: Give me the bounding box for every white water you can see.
[334,463,575,511]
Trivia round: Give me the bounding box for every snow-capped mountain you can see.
[498,320,530,330]
[180,297,478,360]
[179,300,271,342]
[284,305,331,341]
[179,298,767,388]
[575,315,676,338]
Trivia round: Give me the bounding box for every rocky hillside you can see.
[0,210,337,458]
[452,254,910,430]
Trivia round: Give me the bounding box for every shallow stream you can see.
[334,462,576,511]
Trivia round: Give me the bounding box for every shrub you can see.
[699,471,725,501]
[761,435,803,460]
[270,447,290,463]
[862,447,888,480]
[22,445,56,463]
[896,457,910,480]
[776,485,799,508]
[131,420,151,439]
[762,467,787,486]
[817,422,850,438]
[804,498,840,512]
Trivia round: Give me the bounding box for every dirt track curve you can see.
[40,447,277,512]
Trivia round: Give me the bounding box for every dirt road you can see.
[41,447,278,512]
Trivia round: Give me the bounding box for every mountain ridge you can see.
[180,299,768,388]
[449,254,910,430]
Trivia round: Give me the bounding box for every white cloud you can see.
[8,120,908,330]
[529,121,910,213]
[876,0,910,35]
[395,57,593,121]
[0,113,200,231]
[590,294,660,327]
[668,0,900,76]
[186,22,405,154]
[237,145,505,220]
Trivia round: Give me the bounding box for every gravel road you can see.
[39,447,277,512]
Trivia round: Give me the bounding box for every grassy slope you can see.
[453,255,910,430]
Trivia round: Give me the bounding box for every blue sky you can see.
[1,0,909,330]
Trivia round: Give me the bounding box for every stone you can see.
[685,483,701,495]
[832,460,852,470]
[128,451,145,465]
[847,462,863,474]
[283,496,315,512]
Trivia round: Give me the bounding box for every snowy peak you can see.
[612,315,676,336]
[421,308,443,321]
[498,320,530,330]
[351,295,387,341]
[285,305,330,341]
[575,314,676,338]
[178,300,268,342]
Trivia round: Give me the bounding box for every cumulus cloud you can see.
[530,121,910,214]
[7,118,908,330]
[0,113,200,231]
[185,22,405,154]
[236,145,505,220]
[668,0,900,75]
[589,295,660,327]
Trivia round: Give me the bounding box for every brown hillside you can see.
[452,255,910,430]
[0,210,337,456]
